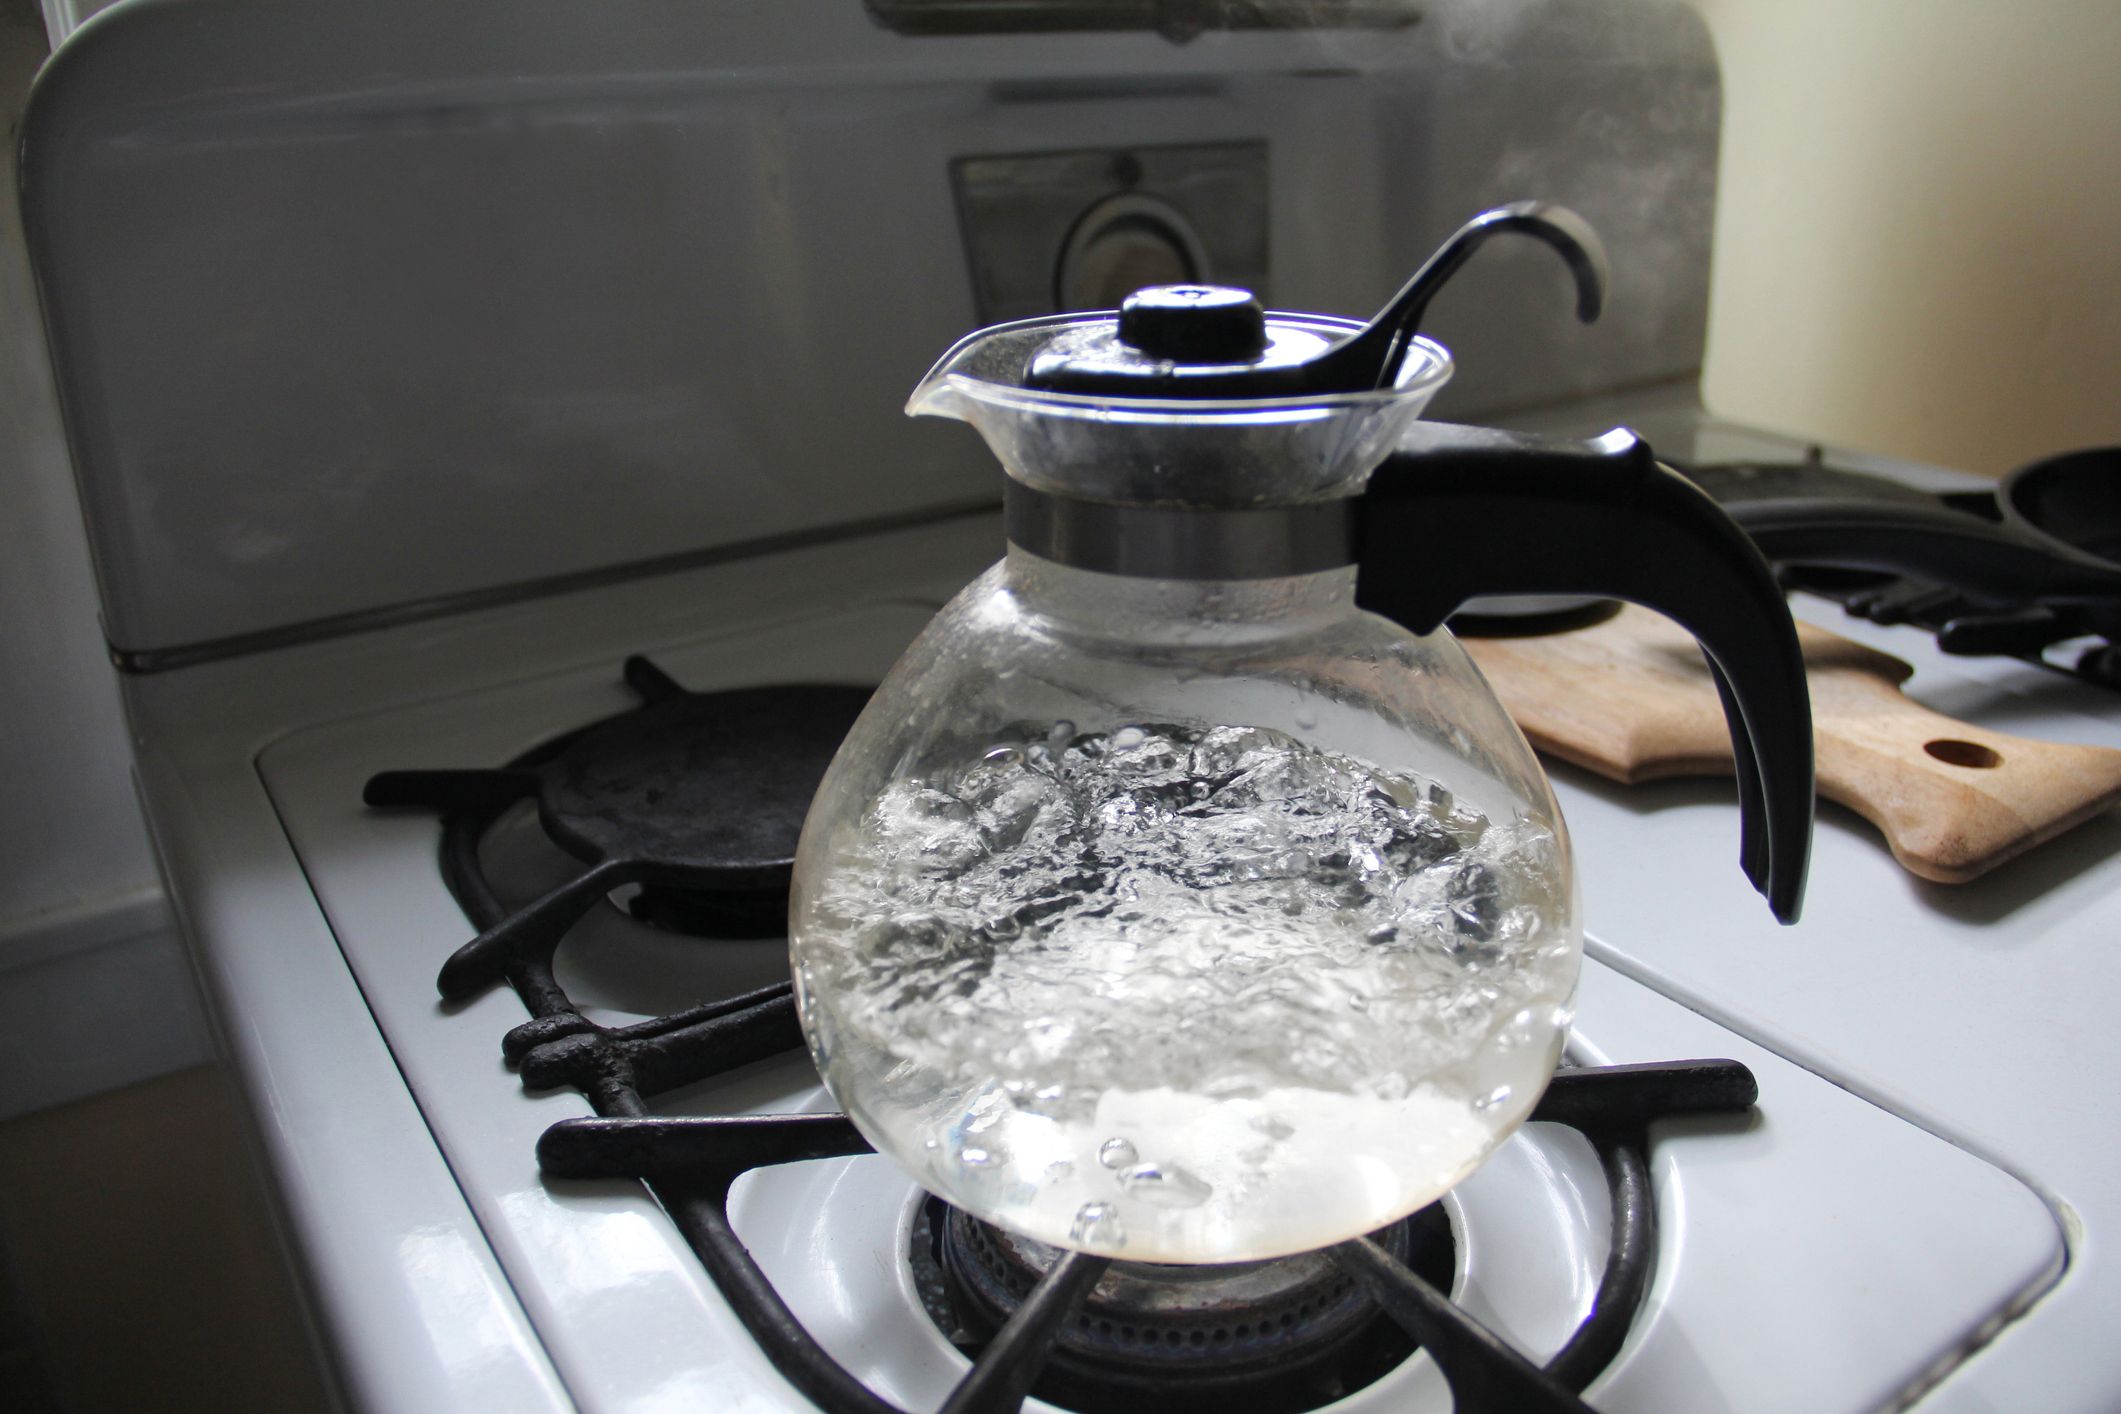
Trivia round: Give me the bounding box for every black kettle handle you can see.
[1356,422,1815,924]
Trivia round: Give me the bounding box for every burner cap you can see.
[541,681,872,890]
[365,657,872,1002]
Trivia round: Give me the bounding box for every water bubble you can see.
[984,746,1024,766]
[916,823,985,876]
[1098,1137,1139,1169]
[1294,708,1319,731]
[974,772,1056,851]
[1119,1162,1213,1208]
[807,718,1575,1254]
[1496,1007,1542,1049]
[1070,1202,1127,1248]
[1474,1085,1512,1112]
[909,787,970,821]
[1445,861,1502,942]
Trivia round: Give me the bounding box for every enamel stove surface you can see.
[254,580,2061,1414]
[124,402,2111,1413]
[1526,413,2121,1414]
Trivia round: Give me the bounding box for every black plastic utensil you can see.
[1713,447,2121,637]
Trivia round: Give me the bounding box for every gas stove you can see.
[131,422,2117,1411]
[168,476,2078,1413]
[21,4,2121,1411]
[309,631,2031,1414]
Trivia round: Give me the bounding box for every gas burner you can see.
[910,1197,1441,1413]
[363,654,870,998]
[534,1060,1757,1414]
[361,655,870,1108]
[369,653,1766,1413]
[1681,451,2121,689]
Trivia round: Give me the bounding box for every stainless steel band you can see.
[1003,480,1361,580]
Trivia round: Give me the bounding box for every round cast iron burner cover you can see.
[541,684,873,890]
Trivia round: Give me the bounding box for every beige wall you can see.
[1692,0,2121,475]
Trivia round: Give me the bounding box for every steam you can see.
[1422,0,1709,64]
[1425,0,1552,62]
[1371,0,1727,413]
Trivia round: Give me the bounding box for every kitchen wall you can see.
[1693,0,2121,475]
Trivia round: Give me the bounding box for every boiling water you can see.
[792,722,1576,1262]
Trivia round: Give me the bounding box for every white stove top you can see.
[125,400,2120,1413]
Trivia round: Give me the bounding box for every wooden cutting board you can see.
[1460,604,2121,883]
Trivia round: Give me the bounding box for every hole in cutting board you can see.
[1924,738,2003,769]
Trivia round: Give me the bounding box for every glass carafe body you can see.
[789,544,1580,1263]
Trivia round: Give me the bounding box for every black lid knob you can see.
[1117,285,1269,362]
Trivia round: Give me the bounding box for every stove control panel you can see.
[951,141,1269,324]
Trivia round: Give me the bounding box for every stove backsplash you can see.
[23,0,1716,665]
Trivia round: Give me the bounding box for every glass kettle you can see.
[789,204,1814,1265]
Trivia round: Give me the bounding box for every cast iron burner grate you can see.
[363,655,870,1101]
[1682,451,2121,690]
[536,1064,1756,1414]
[368,655,1764,1413]
[366,654,872,998]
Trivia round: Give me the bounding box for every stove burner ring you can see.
[364,655,872,999]
[914,1196,1448,1412]
[537,1064,1750,1413]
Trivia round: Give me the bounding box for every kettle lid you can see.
[1021,201,1607,400]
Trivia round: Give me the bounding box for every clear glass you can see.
[906,313,1455,504]
[788,314,1580,1263]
